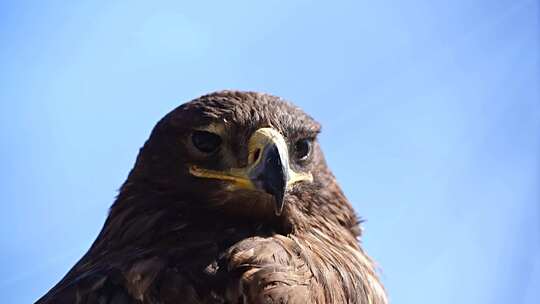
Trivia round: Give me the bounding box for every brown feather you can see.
[37,91,387,304]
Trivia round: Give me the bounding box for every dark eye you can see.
[294,138,312,161]
[191,130,222,153]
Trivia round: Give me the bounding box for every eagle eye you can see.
[191,130,222,153]
[294,138,312,161]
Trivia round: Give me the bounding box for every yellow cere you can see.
[189,127,312,190]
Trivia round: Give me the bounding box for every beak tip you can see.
[274,198,284,216]
[272,185,286,216]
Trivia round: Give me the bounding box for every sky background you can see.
[1,0,539,303]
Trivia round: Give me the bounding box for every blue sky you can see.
[0,1,538,303]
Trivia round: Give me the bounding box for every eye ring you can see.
[191,130,222,153]
[294,138,312,161]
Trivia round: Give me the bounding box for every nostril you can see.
[253,148,261,163]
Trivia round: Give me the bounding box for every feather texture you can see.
[37,91,387,304]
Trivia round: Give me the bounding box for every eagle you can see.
[37,91,387,304]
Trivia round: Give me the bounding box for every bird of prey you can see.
[37,91,387,304]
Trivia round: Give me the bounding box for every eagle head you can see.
[121,90,358,235]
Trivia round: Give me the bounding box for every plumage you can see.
[37,91,388,304]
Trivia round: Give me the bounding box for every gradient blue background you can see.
[1,1,539,303]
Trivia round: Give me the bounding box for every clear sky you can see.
[0,1,538,303]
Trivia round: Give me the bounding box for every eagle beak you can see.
[246,128,290,215]
[189,127,312,215]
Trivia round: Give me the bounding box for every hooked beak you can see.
[189,127,312,215]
